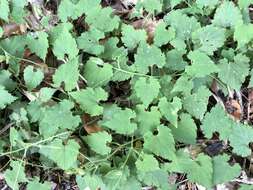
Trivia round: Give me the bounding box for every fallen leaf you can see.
[225,98,242,121]
[2,23,27,37]
[132,18,159,43]
[82,114,102,134]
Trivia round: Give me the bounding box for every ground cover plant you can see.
[0,0,253,189]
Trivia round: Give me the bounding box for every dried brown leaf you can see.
[132,19,159,43]
[82,114,103,134]
[2,23,27,37]
[225,99,242,121]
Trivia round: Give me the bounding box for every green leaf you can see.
[10,108,29,129]
[27,179,51,190]
[164,149,194,173]
[49,23,78,60]
[234,23,253,48]
[100,104,137,135]
[39,100,81,137]
[10,127,23,147]
[170,0,184,8]
[171,75,193,96]
[167,151,241,187]
[4,161,27,190]
[183,86,211,119]
[229,123,253,157]
[142,0,163,13]
[24,65,44,90]
[135,153,159,172]
[170,38,187,51]
[196,0,219,8]
[100,37,126,60]
[53,58,79,91]
[238,0,253,9]
[0,35,27,67]
[192,25,226,55]
[38,87,56,102]
[134,42,166,74]
[58,0,101,22]
[186,51,219,78]
[121,24,147,50]
[135,105,161,135]
[58,0,78,22]
[144,125,176,160]
[212,155,241,185]
[187,153,213,188]
[213,1,243,28]
[165,49,186,71]
[133,0,162,17]
[121,177,142,190]
[0,0,9,21]
[0,85,17,109]
[76,174,106,190]
[70,87,108,116]
[133,77,160,108]
[77,28,105,55]
[26,32,49,60]
[218,54,249,90]
[40,139,80,170]
[159,75,173,98]
[239,184,253,190]
[0,70,16,91]
[137,169,169,190]
[86,6,119,32]
[10,107,29,128]
[1,0,252,187]
[164,10,200,40]
[83,57,113,87]
[84,131,112,155]
[111,58,136,82]
[158,97,182,127]
[154,21,175,47]
[104,167,130,189]
[201,105,234,140]
[171,113,197,144]
[27,101,45,123]
[10,0,28,23]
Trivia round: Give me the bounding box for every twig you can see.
[177,179,188,185]
[141,187,153,190]
[232,179,253,185]
[0,123,13,136]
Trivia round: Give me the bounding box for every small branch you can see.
[232,179,253,185]
[0,123,13,136]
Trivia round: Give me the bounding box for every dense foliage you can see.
[0,0,253,189]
